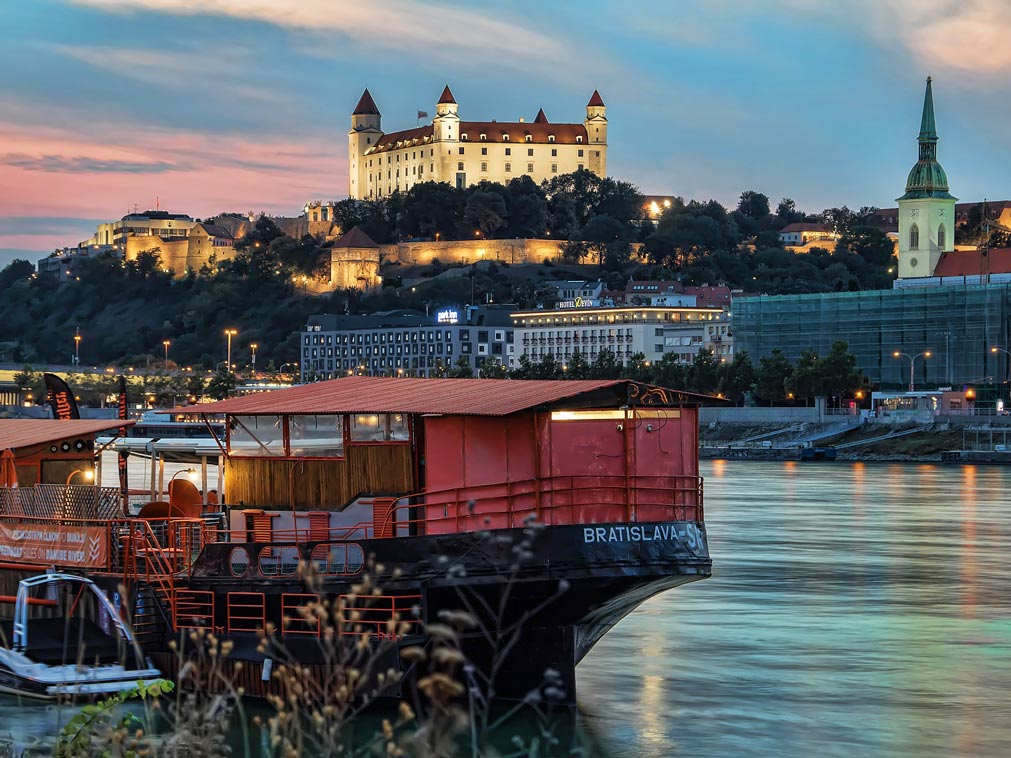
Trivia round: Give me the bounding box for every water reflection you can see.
[578,461,1011,758]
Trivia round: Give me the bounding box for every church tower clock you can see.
[897,77,957,279]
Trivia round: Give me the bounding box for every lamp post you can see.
[224,329,238,374]
[170,468,197,484]
[991,347,1011,403]
[66,468,94,486]
[163,339,171,368]
[250,343,259,373]
[73,327,81,367]
[893,350,932,392]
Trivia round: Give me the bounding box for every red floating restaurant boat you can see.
[0,377,712,702]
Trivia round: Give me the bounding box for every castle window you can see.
[525,135,532,142]
[578,149,584,157]
[548,135,555,142]
[481,147,487,155]
[576,135,583,143]
[578,163,584,171]
[505,147,511,156]
[503,134,510,142]
[551,148,557,157]
[527,163,534,172]
[505,162,511,172]
[480,134,487,141]
[938,223,946,250]
[528,148,534,157]
[367,138,371,144]
[461,134,468,141]
[459,147,465,154]
[551,163,558,173]
[909,223,919,250]
[458,162,464,170]
[481,162,488,172]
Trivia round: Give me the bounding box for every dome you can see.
[902,160,952,199]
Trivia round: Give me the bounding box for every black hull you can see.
[168,520,710,701]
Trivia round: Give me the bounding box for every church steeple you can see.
[899,76,955,201]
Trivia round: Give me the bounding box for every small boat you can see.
[0,573,163,700]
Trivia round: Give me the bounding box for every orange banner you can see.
[0,523,108,568]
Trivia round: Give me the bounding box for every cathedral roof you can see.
[899,77,956,201]
[534,108,548,124]
[353,89,380,116]
[438,85,457,104]
[333,226,379,249]
[587,90,605,107]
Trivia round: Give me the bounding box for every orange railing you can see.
[227,592,266,633]
[174,589,215,630]
[338,594,422,639]
[280,593,321,637]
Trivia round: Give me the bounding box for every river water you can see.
[2,461,1009,756]
[578,460,1011,757]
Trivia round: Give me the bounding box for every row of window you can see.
[908,222,945,250]
[305,329,509,345]
[229,413,410,458]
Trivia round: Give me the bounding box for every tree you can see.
[776,198,804,224]
[644,200,739,268]
[447,355,474,378]
[588,349,622,379]
[0,259,34,291]
[716,351,756,405]
[786,348,821,404]
[685,349,719,394]
[206,369,236,400]
[566,350,590,379]
[817,340,863,401]
[397,182,465,240]
[835,226,895,268]
[579,215,632,267]
[463,191,508,238]
[738,191,770,220]
[478,359,508,378]
[754,349,791,405]
[235,215,283,251]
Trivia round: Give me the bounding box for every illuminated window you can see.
[525,135,532,142]
[289,414,344,457]
[350,413,409,442]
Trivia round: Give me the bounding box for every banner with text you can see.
[0,523,108,568]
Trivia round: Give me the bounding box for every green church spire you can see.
[899,76,956,201]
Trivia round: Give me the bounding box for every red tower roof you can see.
[332,226,379,249]
[587,90,605,107]
[438,85,457,104]
[533,108,549,124]
[353,89,380,116]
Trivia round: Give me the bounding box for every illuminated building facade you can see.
[300,306,515,381]
[510,305,731,366]
[348,86,607,199]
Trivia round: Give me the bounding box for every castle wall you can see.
[381,238,564,266]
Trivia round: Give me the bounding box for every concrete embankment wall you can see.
[700,406,831,424]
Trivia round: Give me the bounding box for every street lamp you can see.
[73,327,81,367]
[893,350,932,392]
[250,342,259,372]
[163,339,171,368]
[991,347,1011,400]
[224,329,238,374]
[171,468,197,484]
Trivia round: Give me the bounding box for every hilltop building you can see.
[123,220,235,275]
[329,226,381,291]
[348,86,607,199]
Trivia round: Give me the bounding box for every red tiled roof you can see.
[332,226,378,249]
[370,121,589,151]
[438,85,456,105]
[0,419,134,452]
[353,89,380,116]
[170,377,710,417]
[587,90,605,107]
[780,223,830,233]
[932,248,1011,277]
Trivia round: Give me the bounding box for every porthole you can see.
[229,547,249,577]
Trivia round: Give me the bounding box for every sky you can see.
[2,0,1011,266]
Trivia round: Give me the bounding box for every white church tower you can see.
[897,77,957,279]
[348,89,382,198]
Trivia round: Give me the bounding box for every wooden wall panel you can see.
[225,445,414,510]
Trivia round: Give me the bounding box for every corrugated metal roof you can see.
[171,377,647,417]
[0,419,135,452]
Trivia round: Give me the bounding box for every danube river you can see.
[578,460,1011,757]
[1,461,1009,756]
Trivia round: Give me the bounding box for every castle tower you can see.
[348,89,382,198]
[584,90,607,176]
[433,85,462,186]
[330,226,380,291]
[897,77,957,279]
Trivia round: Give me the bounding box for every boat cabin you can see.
[0,418,132,488]
[171,377,707,541]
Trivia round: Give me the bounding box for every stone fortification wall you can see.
[381,238,564,266]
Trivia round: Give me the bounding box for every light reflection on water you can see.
[578,460,1011,757]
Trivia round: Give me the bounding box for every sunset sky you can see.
[2,0,1011,265]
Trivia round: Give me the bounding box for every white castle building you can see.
[348,86,608,199]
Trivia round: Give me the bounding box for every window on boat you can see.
[350,413,409,442]
[258,546,300,577]
[229,546,249,577]
[309,543,364,575]
[229,415,285,456]
[289,414,344,457]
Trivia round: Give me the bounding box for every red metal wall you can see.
[422,407,697,533]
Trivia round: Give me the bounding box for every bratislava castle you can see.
[348,85,608,199]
